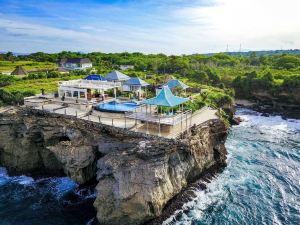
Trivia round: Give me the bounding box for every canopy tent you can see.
[143,85,189,107]
[84,74,106,81]
[105,70,130,81]
[124,77,149,86]
[165,79,189,90]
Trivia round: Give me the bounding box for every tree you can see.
[5,52,14,61]
[274,55,300,69]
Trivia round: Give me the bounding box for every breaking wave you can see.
[163,108,300,225]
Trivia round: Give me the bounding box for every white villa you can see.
[120,65,134,70]
[57,58,93,71]
[58,78,119,101]
[57,72,149,101]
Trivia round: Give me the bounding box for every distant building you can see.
[11,66,27,75]
[119,65,134,70]
[57,58,92,71]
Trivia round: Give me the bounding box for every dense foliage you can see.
[0,50,299,107]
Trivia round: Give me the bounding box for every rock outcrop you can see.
[0,107,227,225]
[94,120,227,225]
[0,108,105,184]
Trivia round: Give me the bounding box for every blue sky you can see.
[0,0,299,54]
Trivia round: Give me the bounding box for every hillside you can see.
[0,51,299,116]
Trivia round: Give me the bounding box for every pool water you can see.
[95,101,139,112]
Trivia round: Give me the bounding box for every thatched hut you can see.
[11,66,27,75]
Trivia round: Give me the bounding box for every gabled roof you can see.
[165,79,189,90]
[58,58,92,64]
[11,66,27,75]
[84,74,106,81]
[143,86,189,107]
[105,70,130,81]
[124,77,149,86]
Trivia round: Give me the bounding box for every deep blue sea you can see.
[0,108,299,225]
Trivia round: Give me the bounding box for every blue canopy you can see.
[143,86,189,107]
[84,74,106,81]
[106,70,130,81]
[124,77,149,86]
[165,79,189,90]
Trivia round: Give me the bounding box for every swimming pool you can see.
[95,101,140,112]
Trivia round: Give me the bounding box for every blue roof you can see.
[106,70,130,81]
[84,74,106,81]
[165,79,189,90]
[124,77,149,86]
[143,86,189,107]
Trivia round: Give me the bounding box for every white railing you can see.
[125,109,192,126]
[59,80,120,89]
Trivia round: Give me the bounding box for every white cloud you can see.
[0,0,300,54]
[172,0,300,51]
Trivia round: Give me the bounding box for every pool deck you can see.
[26,96,219,139]
[134,106,218,138]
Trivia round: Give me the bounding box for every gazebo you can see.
[126,86,190,135]
[122,77,149,99]
[156,79,189,95]
[105,70,130,82]
[143,85,189,112]
[165,79,189,90]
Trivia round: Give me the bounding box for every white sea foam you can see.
[12,175,34,185]
[163,109,300,225]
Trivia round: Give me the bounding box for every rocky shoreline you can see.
[142,165,225,225]
[235,99,300,120]
[0,107,228,225]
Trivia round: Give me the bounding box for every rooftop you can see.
[59,79,119,91]
[124,77,149,86]
[143,86,189,107]
[165,79,189,90]
[57,58,92,64]
[84,74,107,81]
[106,70,130,81]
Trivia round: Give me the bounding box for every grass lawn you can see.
[2,75,86,94]
[0,60,56,73]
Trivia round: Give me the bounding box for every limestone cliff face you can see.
[93,120,227,225]
[0,107,227,225]
[0,108,103,184]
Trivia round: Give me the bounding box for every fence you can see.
[36,104,196,138]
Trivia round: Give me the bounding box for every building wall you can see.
[58,62,93,71]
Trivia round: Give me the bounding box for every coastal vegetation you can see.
[0,60,55,73]
[0,51,299,110]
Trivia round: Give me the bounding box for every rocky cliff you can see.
[0,107,227,225]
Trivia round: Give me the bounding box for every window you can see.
[73,91,78,97]
[66,91,72,97]
[80,91,86,98]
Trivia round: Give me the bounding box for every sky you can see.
[0,0,300,54]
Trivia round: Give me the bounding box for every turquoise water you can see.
[163,108,300,225]
[0,108,299,225]
[95,101,139,112]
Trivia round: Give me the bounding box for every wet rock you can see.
[0,108,228,225]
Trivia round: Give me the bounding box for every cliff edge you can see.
[0,107,227,225]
